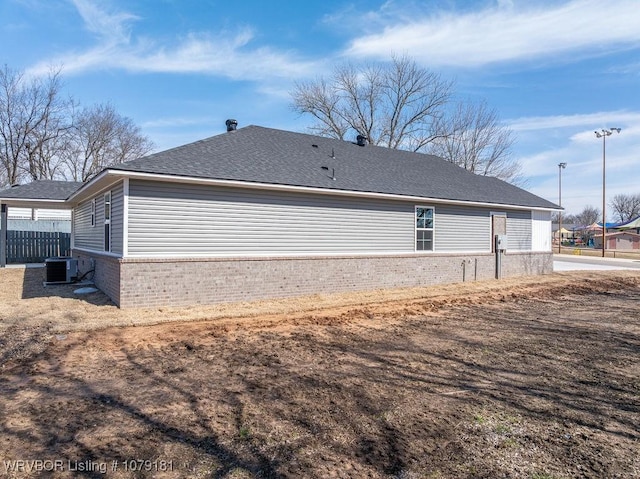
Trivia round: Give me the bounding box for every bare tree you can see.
[609,193,640,223]
[0,65,69,186]
[0,66,153,187]
[291,55,454,152]
[63,103,153,182]
[291,56,521,183]
[552,211,576,224]
[428,100,521,184]
[574,205,600,226]
[24,96,73,182]
[0,65,28,186]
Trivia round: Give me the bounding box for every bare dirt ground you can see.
[0,268,639,478]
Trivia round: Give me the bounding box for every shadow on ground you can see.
[0,283,638,478]
[17,266,110,306]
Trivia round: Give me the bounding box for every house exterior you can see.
[8,206,71,220]
[1,125,559,307]
[6,205,72,234]
[593,231,640,250]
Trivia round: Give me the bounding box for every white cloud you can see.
[27,0,319,81]
[343,0,640,67]
[509,111,640,132]
[71,0,138,43]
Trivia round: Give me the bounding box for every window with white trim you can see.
[104,191,111,252]
[90,199,96,227]
[416,206,434,251]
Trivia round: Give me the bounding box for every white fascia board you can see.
[75,169,560,213]
[0,198,71,209]
[66,171,122,205]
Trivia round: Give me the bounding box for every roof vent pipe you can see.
[226,119,238,132]
[356,134,367,147]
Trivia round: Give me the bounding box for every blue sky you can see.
[1,0,639,216]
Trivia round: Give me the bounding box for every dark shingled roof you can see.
[0,180,83,200]
[110,125,557,209]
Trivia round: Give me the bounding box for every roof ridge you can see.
[85,124,559,210]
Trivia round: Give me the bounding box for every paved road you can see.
[553,254,640,271]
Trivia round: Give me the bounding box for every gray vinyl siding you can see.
[126,180,536,257]
[73,182,124,254]
[127,180,415,257]
[74,196,103,252]
[110,184,124,255]
[435,205,491,252]
[507,210,532,251]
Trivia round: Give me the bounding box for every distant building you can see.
[593,231,640,250]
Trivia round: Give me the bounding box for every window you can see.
[104,192,111,252]
[416,206,434,251]
[90,199,96,227]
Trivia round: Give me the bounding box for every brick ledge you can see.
[118,251,549,264]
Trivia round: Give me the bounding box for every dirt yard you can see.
[0,268,639,478]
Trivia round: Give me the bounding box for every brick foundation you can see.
[74,251,121,305]
[73,251,553,308]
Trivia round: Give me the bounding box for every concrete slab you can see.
[553,261,636,271]
[553,254,640,271]
[5,263,45,269]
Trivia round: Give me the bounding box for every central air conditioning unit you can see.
[44,257,78,284]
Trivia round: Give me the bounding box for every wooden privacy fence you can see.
[6,230,71,263]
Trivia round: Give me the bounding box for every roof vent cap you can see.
[226,119,238,132]
[356,134,367,147]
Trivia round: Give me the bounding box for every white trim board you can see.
[68,170,560,213]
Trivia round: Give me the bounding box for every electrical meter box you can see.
[495,235,507,252]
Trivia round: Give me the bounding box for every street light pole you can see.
[558,162,566,254]
[594,128,621,258]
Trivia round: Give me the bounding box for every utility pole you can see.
[594,128,621,257]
